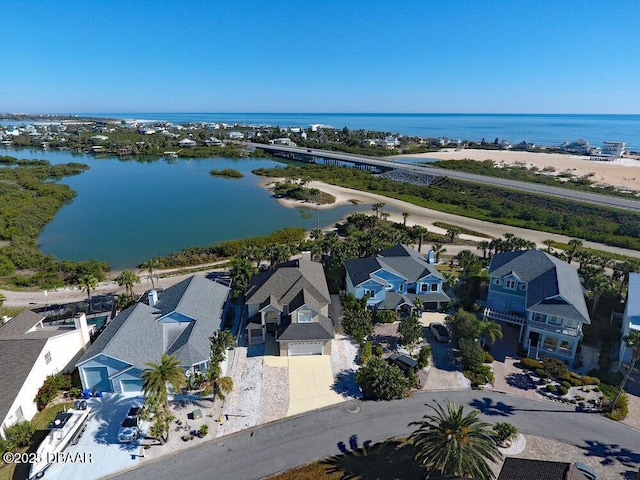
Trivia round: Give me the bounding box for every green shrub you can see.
[359,342,373,365]
[355,357,410,400]
[373,309,397,324]
[520,357,543,371]
[546,384,557,393]
[535,368,548,379]
[3,421,34,449]
[199,424,209,436]
[605,390,629,421]
[580,376,601,386]
[561,381,572,390]
[563,373,583,386]
[483,352,494,363]
[558,385,569,395]
[374,343,384,357]
[493,422,518,443]
[464,364,494,386]
[34,373,71,410]
[459,337,485,370]
[541,356,568,379]
[417,345,431,369]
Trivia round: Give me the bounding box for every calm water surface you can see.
[6,148,370,269]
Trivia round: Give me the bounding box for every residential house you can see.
[228,131,245,140]
[601,141,626,158]
[244,259,334,356]
[483,249,590,361]
[0,311,91,438]
[76,275,230,396]
[512,141,535,151]
[178,137,197,148]
[344,244,450,312]
[619,272,640,369]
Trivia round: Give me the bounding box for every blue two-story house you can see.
[483,249,590,362]
[344,244,450,312]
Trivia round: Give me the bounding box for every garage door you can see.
[288,342,323,356]
[83,367,111,392]
[120,379,144,394]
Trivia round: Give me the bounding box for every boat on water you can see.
[29,402,91,479]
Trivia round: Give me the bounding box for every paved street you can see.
[106,390,640,480]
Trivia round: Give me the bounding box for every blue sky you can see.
[2,1,639,114]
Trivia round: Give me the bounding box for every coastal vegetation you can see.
[0,157,110,289]
[274,181,336,205]
[252,163,640,250]
[209,168,244,178]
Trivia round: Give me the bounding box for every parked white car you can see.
[117,406,140,443]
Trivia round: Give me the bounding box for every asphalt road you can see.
[250,143,640,212]
[106,390,640,480]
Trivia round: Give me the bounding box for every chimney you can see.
[148,289,158,307]
[74,313,91,349]
[301,251,311,261]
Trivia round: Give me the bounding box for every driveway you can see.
[44,395,144,480]
[287,355,345,416]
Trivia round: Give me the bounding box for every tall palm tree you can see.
[409,400,501,480]
[229,257,257,298]
[78,273,98,303]
[115,270,140,300]
[200,369,234,401]
[142,354,187,407]
[567,238,583,264]
[610,331,640,413]
[431,242,447,263]
[479,320,503,348]
[477,240,490,260]
[402,211,410,227]
[412,226,429,253]
[543,239,555,253]
[446,227,461,244]
[140,258,160,290]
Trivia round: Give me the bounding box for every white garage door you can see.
[288,342,323,356]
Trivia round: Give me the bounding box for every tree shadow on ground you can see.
[322,438,424,480]
[332,369,362,398]
[91,394,137,446]
[578,440,640,469]
[469,397,515,417]
[505,372,536,391]
[370,333,397,353]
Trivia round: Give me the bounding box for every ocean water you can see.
[76,112,640,151]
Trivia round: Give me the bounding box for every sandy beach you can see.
[395,148,640,192]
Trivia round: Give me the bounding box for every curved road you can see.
[250,143,640,212]
[107,390,640,480]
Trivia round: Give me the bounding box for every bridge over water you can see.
[248,142,640,213]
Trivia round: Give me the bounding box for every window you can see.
[505,279,517,289]
[421,284,429,292]
[364,289,375,298]
[548,316,562,326]
[430,283,438,292]
[298,307,313,323]
[520,283,527,290]
[13,407,24,422]
[45,351,52,364]
[533,312,543,322]
[565,318,576,328]
[559,340,571,352]
[543,336,558,348]
[493,278,501,285]
[398,284,404,293]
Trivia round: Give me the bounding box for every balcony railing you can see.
[540,344,574,359]
[528,320,579,337]
[483,308,526,325]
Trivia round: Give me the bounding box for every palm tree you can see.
[567,238,583,264]
[477,240,490,260]
[431,242,447,263]
[229,257,257,299]
[409,400,501,480]
[140,258,160,290]
[115,270,140,300]
[543,239,555,253]
[446,227,461,244]
[479,320,503,348]
[610,331,640,413]
[141,354,187,407]
[200,369,234,401]
[78,273,98,303]
[371,202,386,218]
[456,250,479,278]
[412,226,429,252]
[402,212,410,227]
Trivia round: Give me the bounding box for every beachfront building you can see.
[560,139,592,155]
[244,259,334,356]
[344,244,450,312]
[602,141,626,158]
[76,275,230,395]
[619,272,640,369]
[0,312,91,439]
[483,250,590,362]
[178,137,197,148]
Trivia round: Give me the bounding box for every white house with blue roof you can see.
[483,249,590,362]
[76,275,230,395]
[619,272,640,368]
[344,244,450,312]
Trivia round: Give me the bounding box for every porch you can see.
[483,307,526,326]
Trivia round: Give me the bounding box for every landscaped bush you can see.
[459,337,485,370]
[493,422,518,444]
[34,373,72,410]
[359,342,373,365]
[558,385,569,395]
[464,364,494,386]
[3,421,34,449]
[417,345,431,369]
[580,376,601,386]
[374,343,384,357]
[355,357,410,400]
[535,368,548,379]
[546,384,557,393]
[520,357,543,371]
[199,424,209,437]
[541,356,568,379]
[483,352,494,363]
[606,390,629,421]
[563,373,583,386]
[373,309,397,324]
[561,381,572,390]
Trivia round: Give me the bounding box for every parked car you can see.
[573,462,598,480]
[117,406,141,443]
[429,323,450,343]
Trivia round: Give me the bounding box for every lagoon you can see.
[5,148,370,269]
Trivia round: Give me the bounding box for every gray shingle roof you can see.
[77,275,230,369]
[277,314,334,341]
[344,244,443,287]
[0,338,48,427]
[0,310,52,340]
[488,250,590,324]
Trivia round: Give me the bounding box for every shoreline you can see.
[394,148,640,193]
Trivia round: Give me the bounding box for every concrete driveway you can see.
[43,395,145,480]
[287,356,344,416]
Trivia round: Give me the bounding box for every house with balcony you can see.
[76,275,230,395]
[244,258,334,356]
[483,249,590,361]
[344,244,450,312]
[0,311,91,439]
[618,272,640,369]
